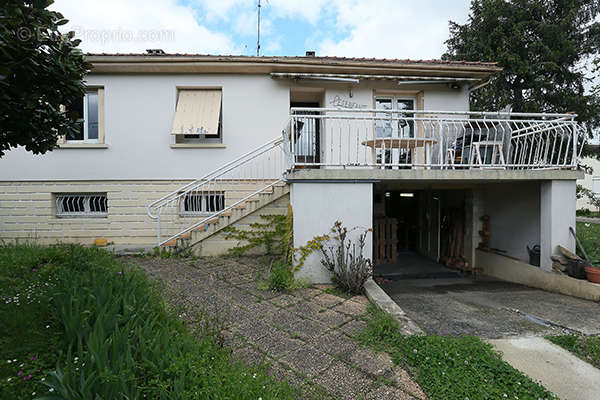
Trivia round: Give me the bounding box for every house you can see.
[576,144,600,211]
[0,51,585,283]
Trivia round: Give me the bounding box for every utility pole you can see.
[256,0,261,56]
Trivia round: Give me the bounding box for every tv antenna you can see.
[256,0,261,56]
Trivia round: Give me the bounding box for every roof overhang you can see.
[85,55,500,80]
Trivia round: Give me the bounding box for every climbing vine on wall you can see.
[222,214,290,257]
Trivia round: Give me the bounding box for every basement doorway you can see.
[373,187,469,280]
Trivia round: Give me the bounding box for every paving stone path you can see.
[135,256,427,400]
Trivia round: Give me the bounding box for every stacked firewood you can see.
[551,246,587,279]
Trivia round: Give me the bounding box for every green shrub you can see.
[267,261,295,292]
[0,243,300,399]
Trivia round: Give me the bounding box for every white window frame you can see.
[67,90,99,144]
[55,193,108,218]
[375,96,417,139]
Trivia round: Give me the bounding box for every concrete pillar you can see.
[540,180,576,271]
[291,181,373,283]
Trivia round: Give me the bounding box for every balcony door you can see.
[375,96,415,166]
[291,101,320,165]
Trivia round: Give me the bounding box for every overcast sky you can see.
[51,0,472,59]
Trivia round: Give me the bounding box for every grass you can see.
[576,221,600,264]
[576,209,600,218]
[357,303,557,400]
[546,335,600,369]
[0,243,301,399]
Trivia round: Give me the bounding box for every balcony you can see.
[284,108,585,172]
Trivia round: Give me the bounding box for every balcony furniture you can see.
[361,137,437,166]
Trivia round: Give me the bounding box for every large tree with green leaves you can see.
[0,0,88,158]
[444,0,600,135]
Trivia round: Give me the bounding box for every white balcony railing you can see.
[284,108,585,170]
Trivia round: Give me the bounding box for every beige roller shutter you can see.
[171,90,222,136]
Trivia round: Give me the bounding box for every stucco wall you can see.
[291,182,373,283]
[479,182,541,262]
[0,74,291,181]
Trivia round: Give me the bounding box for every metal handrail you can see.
[147,134,284,220]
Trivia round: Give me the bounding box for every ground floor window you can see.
[179,191,225,216]
[55,193,108,217]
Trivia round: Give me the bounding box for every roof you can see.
[84,53,500,78]
[85,53,498,67]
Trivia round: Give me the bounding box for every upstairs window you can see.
[66,90,100,143]
[171,89,222,144]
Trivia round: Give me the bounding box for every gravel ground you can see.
[131,255,426,400]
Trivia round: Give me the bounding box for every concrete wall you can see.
[577,156,600,210]
[478,249,600,302]
[541,180,576,270]
[479,182,541,262]
[291,182,373,283]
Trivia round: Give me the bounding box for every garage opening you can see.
[373,186,471,279]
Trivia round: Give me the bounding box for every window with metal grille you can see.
[180,191,225,216]
[55,194,108,217]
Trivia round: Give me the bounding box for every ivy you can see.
[222,214,290,257]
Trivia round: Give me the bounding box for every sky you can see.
[50,0,472,59]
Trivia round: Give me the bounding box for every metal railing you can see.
[286,108,585,169]
[147,134,288,246]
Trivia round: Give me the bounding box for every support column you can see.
[540,180,576,271]
[291,181,373,283]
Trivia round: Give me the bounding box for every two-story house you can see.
[0,52,584,283]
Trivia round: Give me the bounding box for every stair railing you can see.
[147,131,289,246]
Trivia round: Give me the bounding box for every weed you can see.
[358,303,557,400]
[546,334,600,368]
[0,243,301,399]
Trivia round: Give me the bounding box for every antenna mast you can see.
[256,0,261,56]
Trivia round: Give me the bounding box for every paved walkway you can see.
[380,277,600,338]
[135,256,426,400]
[489,337,600,400]
[576,217,600,224]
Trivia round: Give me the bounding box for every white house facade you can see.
[0,53,585,283]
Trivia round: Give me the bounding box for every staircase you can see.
[147,133,291,252]
[162,183,289,251]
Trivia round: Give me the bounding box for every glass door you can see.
[375,97,415,166]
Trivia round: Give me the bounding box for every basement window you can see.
[55,193,108,217]
[179,191,225,216]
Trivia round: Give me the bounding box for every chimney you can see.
[305,50,316,57]
[146,49,165,55]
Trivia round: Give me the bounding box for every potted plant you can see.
[584,263,600,284]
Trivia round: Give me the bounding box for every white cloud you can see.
[317,0,471,59]
[52,0,238,54]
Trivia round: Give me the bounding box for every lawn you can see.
[546,335,600,369]
[576,221,600,264]
[358,303,557,400]
[0,244,300,399]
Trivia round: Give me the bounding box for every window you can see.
[55,194,108,217]
[66,90,100,143]
[179,191,225,216]
[171,89,223,144]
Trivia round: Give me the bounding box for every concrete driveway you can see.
[378,276,600,338]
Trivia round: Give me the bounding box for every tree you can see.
[444,0,600,138]
[0,0,88,158]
